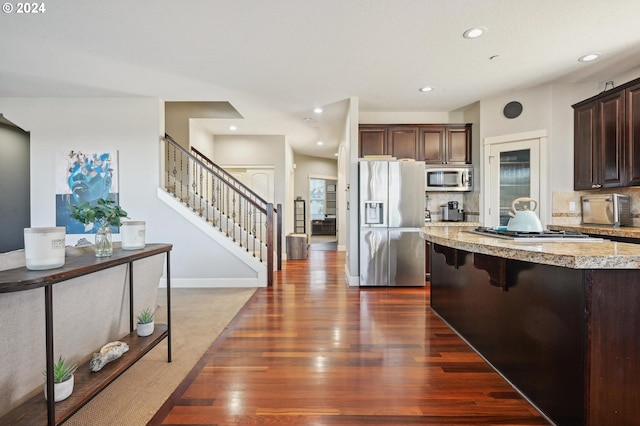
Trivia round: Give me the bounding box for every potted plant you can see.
[136,307,156,337]
[67,198,128,257]
[42,355,78,402]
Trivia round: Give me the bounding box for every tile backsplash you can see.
[552,188,640,226]
[426,191,479,222]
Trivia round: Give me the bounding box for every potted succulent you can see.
[42,355,78,402]
[136,307,156,337]
[67,198,128,257]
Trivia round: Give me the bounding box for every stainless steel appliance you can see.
[581,193,632,227]
[441,201,464,221]
[469,227,603,242]
[425,165,472,191]
[359,160,425,286]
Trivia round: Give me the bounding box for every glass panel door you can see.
[499,149,531,225]
[488,139,540,227]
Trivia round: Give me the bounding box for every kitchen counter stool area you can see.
[425,227,640,426]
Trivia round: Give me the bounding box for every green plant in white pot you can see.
[136,307,156,337]
[42,356,78,402]
[67,198,129,257]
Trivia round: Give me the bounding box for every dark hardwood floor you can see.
[150,250,549,425]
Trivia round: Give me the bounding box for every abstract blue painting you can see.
[55,150,120,234]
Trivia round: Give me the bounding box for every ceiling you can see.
[1,0,640,158]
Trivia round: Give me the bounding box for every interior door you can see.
[487,139,540,227]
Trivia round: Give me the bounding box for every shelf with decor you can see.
[0,244,172,426]
[325,182,336,216]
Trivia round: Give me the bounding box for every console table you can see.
[0,243,172,426]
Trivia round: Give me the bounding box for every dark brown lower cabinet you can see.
[430,244,640,426]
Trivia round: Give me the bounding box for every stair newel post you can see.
[266,203,274,286]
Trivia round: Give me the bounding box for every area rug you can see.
[65,287,256,426]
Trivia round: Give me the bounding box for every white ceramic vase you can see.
[44,375,74,402]
[23,227,66,270]
[137,321,154,337]
[121,221,146,250]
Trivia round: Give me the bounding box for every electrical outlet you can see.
[569,201,576,211]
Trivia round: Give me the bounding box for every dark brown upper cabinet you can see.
[387,126,419,159]
[573,77,640,190]
[626,81,640,186]
[359,124,471,164]
[419,124,472,164]
[358,126,387,157]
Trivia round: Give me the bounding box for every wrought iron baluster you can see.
[205,168,210,223]
[171,144,178,198]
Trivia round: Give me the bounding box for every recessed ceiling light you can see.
[314,107,323,114]
[578,53,599,62]
[419,86,433,92]
[317,141,323,146]
[334,153,339,157]
[463,27,486,39]
[229,125,237,131]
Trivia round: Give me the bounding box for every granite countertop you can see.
[548,224,640,239]
[423,226,640,269]
[425,221,481,227]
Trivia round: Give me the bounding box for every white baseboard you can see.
[159,277,264,288]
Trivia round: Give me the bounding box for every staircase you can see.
[161,134,281,286]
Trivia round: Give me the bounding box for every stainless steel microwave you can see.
[425,166,473,191]
[581,193,632,226]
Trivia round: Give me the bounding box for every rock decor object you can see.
[74,237,93,247]
[90,341,130,372]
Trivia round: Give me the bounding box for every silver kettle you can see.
[506,197,543,232]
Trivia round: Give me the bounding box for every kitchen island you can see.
[424,226,640,426]
[549,223,640,243]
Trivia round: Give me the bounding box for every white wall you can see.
[0,97,257,286]
[189,120,215,159]
[293,153,338,199]
[346,97,359,284]
[359,111,453,123]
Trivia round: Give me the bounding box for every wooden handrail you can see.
[162,134,281,284]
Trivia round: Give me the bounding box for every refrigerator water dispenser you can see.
[364,201,385,225]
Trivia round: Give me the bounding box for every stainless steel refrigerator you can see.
[359,160,425,286]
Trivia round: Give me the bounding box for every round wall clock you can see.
[503,101,523,119]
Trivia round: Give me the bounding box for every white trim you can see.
[482,130,549,227]
[482,130,547,146]
[159,277,260,288]
[344,263,360,287]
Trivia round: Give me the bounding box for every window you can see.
[309,178,325,220]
